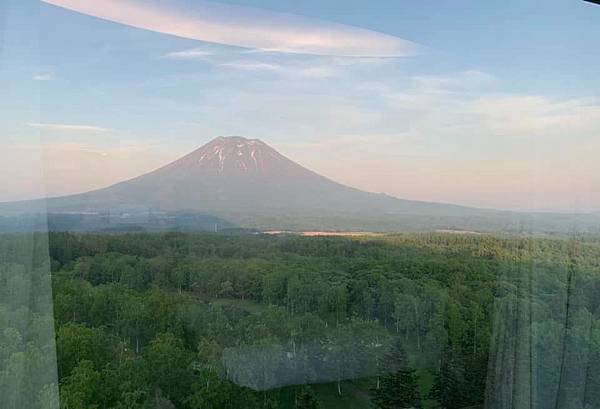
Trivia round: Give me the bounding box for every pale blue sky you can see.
[1,0,599,212]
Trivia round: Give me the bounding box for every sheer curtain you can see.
[0,1,59,408]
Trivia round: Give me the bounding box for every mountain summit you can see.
[179,136,291,176]
[155,136,317,179]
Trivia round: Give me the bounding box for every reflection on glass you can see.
[1,1,599,408]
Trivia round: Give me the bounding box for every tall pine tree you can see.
[429,350,465,409]
[371,338,420,409]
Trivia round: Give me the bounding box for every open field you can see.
[263,230,385,237]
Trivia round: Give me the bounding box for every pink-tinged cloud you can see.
[41,0,418,57]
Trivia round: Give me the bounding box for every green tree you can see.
[296,386,320,409]
[56,323,116,379]
[59,360,101,409]
[371,339,420,409]
[142,332,194,406]
[184,370,260,409]
[429,353,465,409]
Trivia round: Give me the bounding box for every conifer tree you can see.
[429,352,465,409]
[371,338,420,409]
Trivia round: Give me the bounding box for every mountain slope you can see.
[43,136,472,216]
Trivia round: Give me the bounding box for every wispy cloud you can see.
[163,49,214,60]
[296,65,339,79]
[161,43,243,60]
[41,0,419,57]
[462,95,600,140]
[33,73,54,81]
[220,61,282,72]
[215,58,342,79]
[163,44,346,78]
[413,70,496,93]
[28,123,112,133]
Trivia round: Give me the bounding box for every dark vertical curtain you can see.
[486,235,600,409]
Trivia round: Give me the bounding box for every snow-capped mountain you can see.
[40,135,433,216]
[2,136,598,233]
[17,136,470,225]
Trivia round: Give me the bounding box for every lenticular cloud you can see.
[41,0,418,57]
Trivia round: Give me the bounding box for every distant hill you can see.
[1,136,599,234]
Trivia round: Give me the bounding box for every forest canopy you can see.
[1,231,599,409]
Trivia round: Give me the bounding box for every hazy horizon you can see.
[1,134,597,216]
[1,0,599,213]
